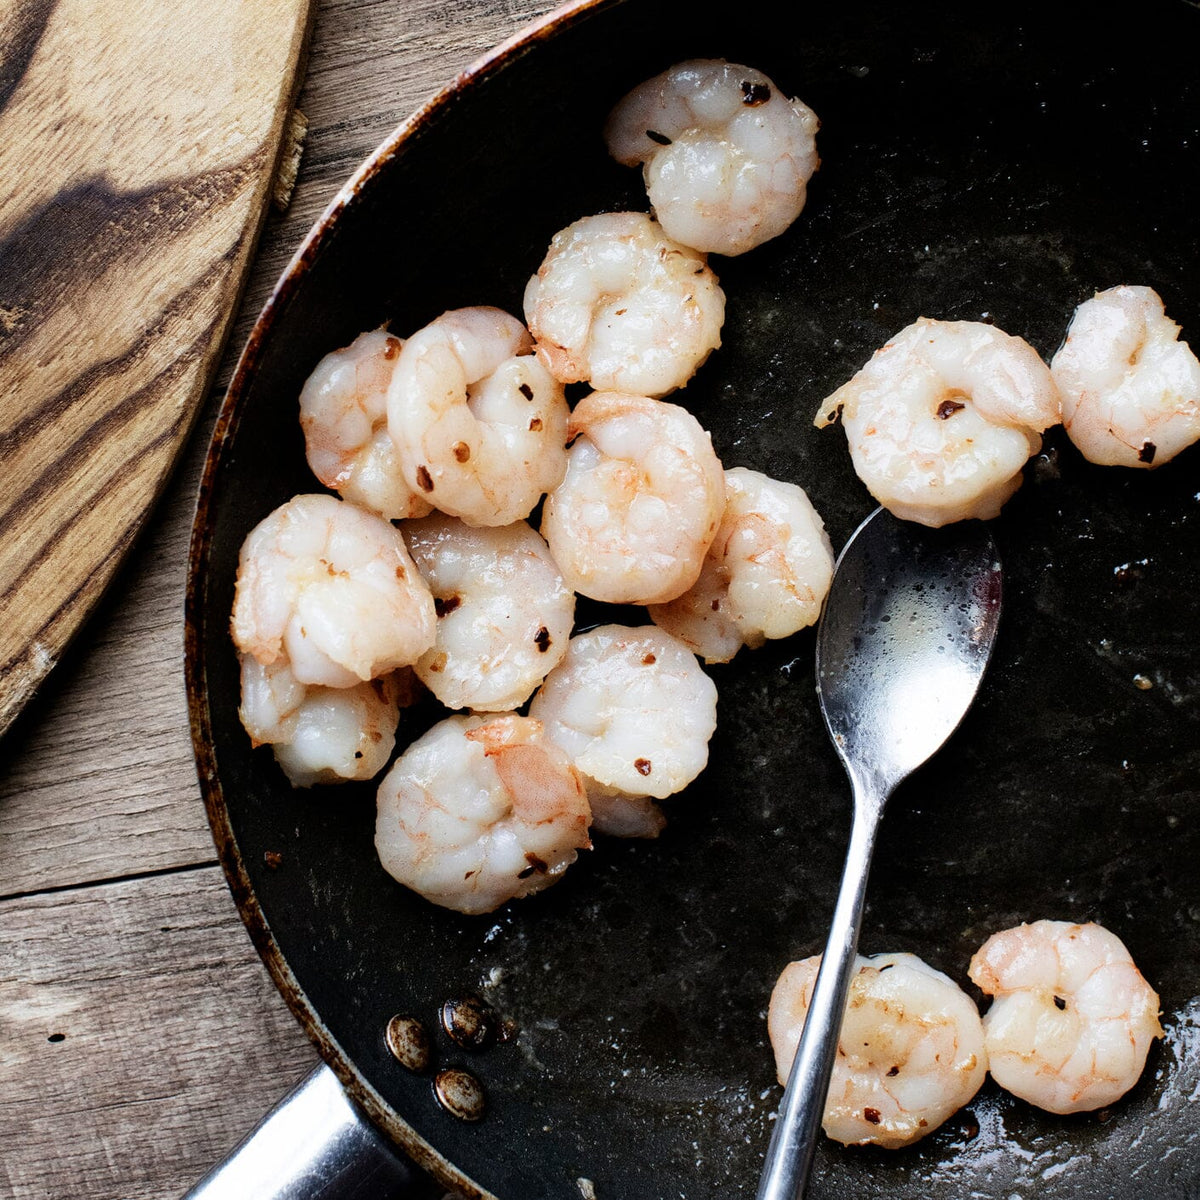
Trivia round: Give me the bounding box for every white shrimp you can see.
[1051,285,1200,468]
[529,625,717,838]
[769,952,988,1149]
[541,391,726,605]
[231,493,436,688]
[648,467,834,663]
[387,307,569,525]
[815,319,1062,526]
[604,59,819,257]
[968,919,1163,1114]
[523,212,725,397]
[374,713,591,914]
[239,653,404,787]
[298,330,433,520]
[405,514,574,712]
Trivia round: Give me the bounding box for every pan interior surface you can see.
[191,1,1200,1196]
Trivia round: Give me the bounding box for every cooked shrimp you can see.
[1051,285,1200,468]
[968,919,1163,1114]
[583,787,668,840]
[529,625,718,836]
[523,212,725,397]
[374,713,591,914]
[405,514,574,712]
[769,952,987,1149]
[541,392,725,605]
[298,330,433,520]
[386,307,569,525]
[604,59,819,257]
[648,467,834,662]
[815,319,1062,526]
[239,653,403,787]
[231,493,436,688]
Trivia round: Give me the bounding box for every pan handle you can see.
[182,1062,438,1199]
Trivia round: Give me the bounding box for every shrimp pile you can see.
[540,391,725,605]
[968,919,1163,1114]
[529,624,718,838]
[768,952,988,1148]
[1051,285,1200,468]
[239,655,404,788]
[298,330,433,521]
[648,467,834,662]
[234,55,842,911]
[605,59,819,257]
[523,212,725,397]
[231,493,436,687]
[374,714,591,914]
[387,306,570,526]
[816,318,1062,527]
[405,514,574,712]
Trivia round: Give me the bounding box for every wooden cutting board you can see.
[0,0,314,735]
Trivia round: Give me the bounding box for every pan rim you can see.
[184,1,618,1193]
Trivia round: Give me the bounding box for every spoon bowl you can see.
[817,509,1004,794]
[756,507,1003,1200]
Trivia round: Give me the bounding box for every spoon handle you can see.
[755,787,885,1200]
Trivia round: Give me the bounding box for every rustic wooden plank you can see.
[0,0,315,735]
[0,867,319,1200]
[0,0,562,898]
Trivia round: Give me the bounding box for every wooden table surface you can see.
[0,2,559,1195]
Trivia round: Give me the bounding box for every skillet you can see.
[185,0,1200,1195]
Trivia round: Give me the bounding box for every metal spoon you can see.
[756,506,1003,1200]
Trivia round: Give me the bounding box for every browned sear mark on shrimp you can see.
[741,80,771,105]
[518,852,549,879]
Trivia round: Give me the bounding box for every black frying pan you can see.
[186,1,1200,1195]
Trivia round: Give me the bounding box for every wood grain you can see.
[0,0,315,735]
[0,868,318,1200]
[0,3,563,1197]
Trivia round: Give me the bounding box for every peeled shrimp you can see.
[648,467,834,662]
[541,391,725,605]
[231,493,436,688]
[529,624,718,838]
[523,212,725,397]
[405,514,574,712]
[386,307,569,526]
[769,952,987,1149]
[604,59,819,257]
[968,919,1163,1114]
[298,329,433,520]
[239,653,402,788]
[815,318,1062,526]
[374,713,591,914]
[1051,285,1200,468]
